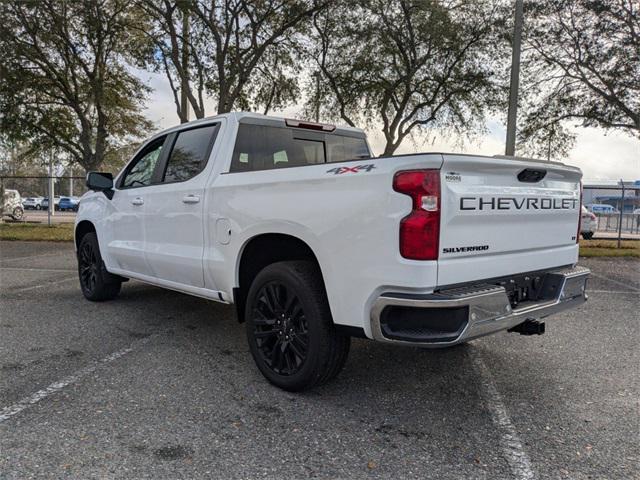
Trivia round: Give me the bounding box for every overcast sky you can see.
[139,71,639,182]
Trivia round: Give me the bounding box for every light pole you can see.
[48,151,54,226]
[505,0,524,156]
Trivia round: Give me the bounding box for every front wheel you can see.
[245,261,350,391]
[582,232,594,240]
[35,204,41,210]
[78,232,121,301]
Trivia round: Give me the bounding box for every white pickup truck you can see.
[76,112,589,391]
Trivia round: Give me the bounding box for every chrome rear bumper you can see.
[370,266,590,347]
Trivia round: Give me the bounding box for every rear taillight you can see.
[393,170,441,260]
[577,181,583,243]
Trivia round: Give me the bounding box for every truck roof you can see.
[147,112,578,172]
[152,112,367,139]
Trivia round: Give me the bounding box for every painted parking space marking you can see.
[588,289,640,295]
[0,335,153,424]
[0,251,66,263]
[470,349,535,480]
[589,272,640,292]
[0,267,76,273]
[10,276,77,293]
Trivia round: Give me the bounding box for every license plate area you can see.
[494,272,547,308]
[492,268,588,308]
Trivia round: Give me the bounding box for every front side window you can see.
[230,124,370,172]
[121,137,165,188]
[163,125,217,183]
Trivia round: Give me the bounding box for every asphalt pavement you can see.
[0,241,638,479]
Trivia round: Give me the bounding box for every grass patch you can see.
[0,222,74,242]
[579,239,640,258]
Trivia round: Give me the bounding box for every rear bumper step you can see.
[370,266,589,346]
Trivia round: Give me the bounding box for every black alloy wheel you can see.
[77,232,121,301]
[245,261,350,391]
[251,281,310,376]
[79,240,100,296]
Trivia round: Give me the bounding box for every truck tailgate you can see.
[437,154,582,286]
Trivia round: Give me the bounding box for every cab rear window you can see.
[230,124,370,172]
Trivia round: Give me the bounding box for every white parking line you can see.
[588,289,640,295]
[0,267,76,273]
[16,276,77,292]
[0,336,152,424]
[0,252,65,263]
[589,272,640,292]
[470,349,535,480]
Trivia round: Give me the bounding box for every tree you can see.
[518,0,639,158]
[136,0,208,122]
[140,0,326,119]
[0,0,153,172]
[308,0,505,156]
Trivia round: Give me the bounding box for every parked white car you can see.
[75,112,590,391]
[581,206,597,239]
[2,189,24,221]
[22,196,44,210]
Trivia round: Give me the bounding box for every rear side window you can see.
[230,124,370,173]
[163,125,217,183]
[326,135,371,163]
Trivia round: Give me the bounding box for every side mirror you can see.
[86,172,114,199]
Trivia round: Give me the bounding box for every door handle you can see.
[131,197,144,206]
[182,194,200,204]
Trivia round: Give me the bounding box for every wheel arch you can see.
[234,233,325,323]
[75,220,96,251]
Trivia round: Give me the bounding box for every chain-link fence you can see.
[2,176,640,242]
[1,175,86,224]
[0,175,87,199]
[583,185,640,242]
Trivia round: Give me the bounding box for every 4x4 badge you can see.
[326,164,376,175]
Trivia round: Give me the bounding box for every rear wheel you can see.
[582,232,594,240]
[78,232,121,301]
[11,206,24,221]
[35,204,41,210]
[245,261,350,391]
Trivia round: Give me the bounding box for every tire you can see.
[582,232,594,240]
[11,206,24,221]
[77,232,121,301]
[245,261,350,391]
[35,205,41,210]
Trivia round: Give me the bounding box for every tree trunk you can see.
[382,142,399,157]
[180,8,189,123]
